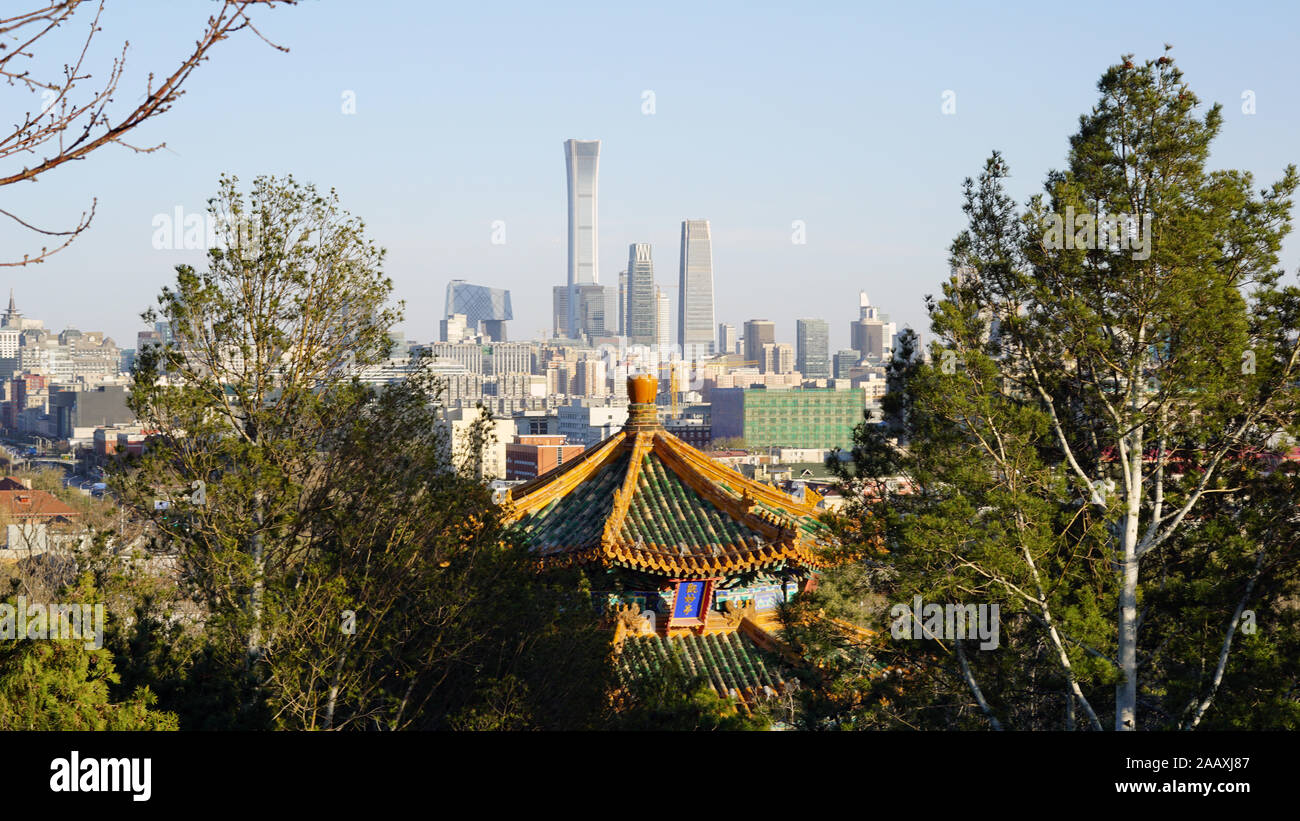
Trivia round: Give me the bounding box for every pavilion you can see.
[501,374,842,709]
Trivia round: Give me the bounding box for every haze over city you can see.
[5,0,1298,350]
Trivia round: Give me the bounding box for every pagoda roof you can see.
[617,631,791,706]
[502,389,835,578]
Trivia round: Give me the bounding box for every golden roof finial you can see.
[627,373,657,404]
[625,373,660,430]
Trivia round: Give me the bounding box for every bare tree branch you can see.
[0,0,296,265]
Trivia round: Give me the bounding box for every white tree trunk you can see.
[1116,426,1143,730]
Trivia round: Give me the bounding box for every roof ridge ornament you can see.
[624,373,660,430]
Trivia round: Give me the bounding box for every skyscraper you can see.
[626,244,656,346]
[564,139,600,338]
[743,319,775,367]
[440,313,468,343]
[718,323,737,356]
[444,280,513,342]
[677,219,715,356]
[573,283,619,338]
[796,318,830,379]
[850,292,896,363]
[656,286,670,349]
[833,349,861,379]
[618,270,628,336]
[552,286,570,338]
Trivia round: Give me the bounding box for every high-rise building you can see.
[546,361,575,396]
[625,244,656,346]
[718,323,737,356]
[677,219,715,356]
[0,328,19,359]
[137,330,162,353]
[796,318,830,379]
[618,270,628,336]
[440,313,468,343]
[552,286,570,338]
[1,290,42,331]
[564,139,600,338]
[742,319,775,367]
[576,358,608,398]
[711,387,865,450]
[1,290,21,329]
[0,326,20,382]
[573,283,618,338]
[761,342,795,375]
[849,292,896,363]
[655,286,671,349]
[444,280,512,341]
[833,349,861,379]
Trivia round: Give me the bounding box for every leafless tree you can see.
[0,0,295,266]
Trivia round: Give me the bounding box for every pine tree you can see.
[813,50,1300,731]
[0,575,177,731]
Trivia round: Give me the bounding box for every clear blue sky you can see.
[4,0,1299,353]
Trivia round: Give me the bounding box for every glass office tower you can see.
[565,139,600,338]
[677,219,715,356]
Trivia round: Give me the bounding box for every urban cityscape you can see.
[0,137,906,498]
[2,0,1298,800]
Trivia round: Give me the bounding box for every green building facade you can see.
[711,387,865,449]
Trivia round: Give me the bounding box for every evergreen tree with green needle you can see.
[0,575,177,731]
[808,49,1300,731]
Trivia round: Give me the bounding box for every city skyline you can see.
[5,2,1298,358]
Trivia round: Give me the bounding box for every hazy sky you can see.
[4,0,1298,353]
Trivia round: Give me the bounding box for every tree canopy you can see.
[803,49,1300,731]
